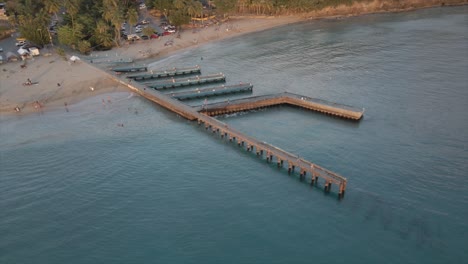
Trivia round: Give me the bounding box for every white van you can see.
[127,34,140,40]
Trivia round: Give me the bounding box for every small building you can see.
[28,47,40,56]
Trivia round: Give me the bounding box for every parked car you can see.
[22,43,42,49]
[150,34,159,39]
[140,19,150,25]
[139,4,146,9]
[141,35,149,40]
[162,31,172,36]
[0,47,3,52]
[127,34,140,40]
[135,28,142,33]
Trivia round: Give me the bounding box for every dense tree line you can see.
[166,0,368,16]
[6,0,207,53]
[6,0,139,53]
[5,0,455,53]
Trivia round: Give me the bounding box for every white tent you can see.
[69,55,80,62]
[17,48,29,56]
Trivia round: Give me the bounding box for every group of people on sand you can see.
[14,100,43,113]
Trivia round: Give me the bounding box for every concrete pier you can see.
[87,63,359,198]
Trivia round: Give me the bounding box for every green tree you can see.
[102,0,124,46]
[142,26,155,37]
[127,7,138,34]
[213,0,237,17]
[44,0,61,20]
[16,8,50,45]
[77,40,91,54]
[93,20,114,49]
[64,0,81,32]
[152,0,174,20]
[169,9,190,29]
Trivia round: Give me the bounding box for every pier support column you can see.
[338,183,345,199]
[324,181,331,193]
[229,135,233,141]
[311,175,318,186]
[310,164,317,186]
[288,162,292,174]
[299,168,305,181]
[266,152,270,162]
[341,182,347,197]
[277,159,281,168]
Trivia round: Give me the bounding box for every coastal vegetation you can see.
[4,0,466,53]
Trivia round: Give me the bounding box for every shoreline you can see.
[1,2,466,116]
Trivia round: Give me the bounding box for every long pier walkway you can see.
[90,64,359,198]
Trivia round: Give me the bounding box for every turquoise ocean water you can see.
[1,6,467,264]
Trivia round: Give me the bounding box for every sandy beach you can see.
[0,0,465,116]
[0,16,303,115]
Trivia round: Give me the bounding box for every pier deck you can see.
[195,92,364,120]
[127,66,201,80]
[112,65,148,72]
[169,83,253,100]
[147,73,226,89]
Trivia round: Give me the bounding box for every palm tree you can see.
[64,0,80,33]
[174,0,188,11]
[44,0,61,20]
[102,0,124,46]
[186,1,198,25]
[127,7,138,34]
[94,20,114,48]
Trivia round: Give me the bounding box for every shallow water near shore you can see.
[1,6,468,264]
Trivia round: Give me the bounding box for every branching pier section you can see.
[195,92,364,120]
